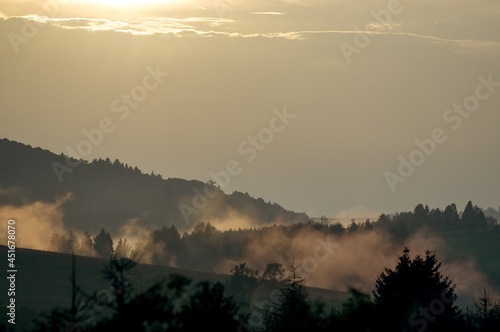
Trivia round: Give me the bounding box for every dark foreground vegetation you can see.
[2,248,499,332]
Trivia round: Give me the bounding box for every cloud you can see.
[0,13,232,35]
[1,11,500,52]
[251,12,286,15]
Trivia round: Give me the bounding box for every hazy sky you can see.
[1,0,499,218]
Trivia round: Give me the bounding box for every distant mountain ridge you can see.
[0,138,308,233]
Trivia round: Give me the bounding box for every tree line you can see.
[47,201,499,269]
[20,248,500,331]
[1,138,308,235]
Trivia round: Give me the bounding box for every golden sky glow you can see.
[72,0,169,5]
[1,0,500,217]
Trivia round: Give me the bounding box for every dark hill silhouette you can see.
[0,138,308,233]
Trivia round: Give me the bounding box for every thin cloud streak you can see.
[2,11,499,52]
[251,12,286,15]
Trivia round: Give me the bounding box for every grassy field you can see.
[0,245,348,330]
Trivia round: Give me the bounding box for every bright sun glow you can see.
[73,0,169,6]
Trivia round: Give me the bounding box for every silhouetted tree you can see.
[411,203,429,230]
[330,288,377,332]
[330,222,345,235]
[264,261,320,332]
[348,220,359,233]
[363,219,374,231]
[262,263,285,282]
[114,238,130,259]
[463,201,488,231]
[101,258,137,311]
[444,203,460,227]
[378,213,391,227]
[32,307,76,332]
[85,274,190,330]
[177,281,240,330]
[226,263,260,306]
[471,288,500,331]
[373,247,459,332]
[429,208,444,228]
[78,231,94,256]
[486,216,498,228]
[94,228,113,259]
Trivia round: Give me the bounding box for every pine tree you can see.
[443,203,460,227]
[94,228,114,259]
[373,247,459,332]
[463,201,488,231]
[114,238,130,259]
[102,258,137,311]
[472,288,500,331]
[264,261,319,332]
[79,231,94,256]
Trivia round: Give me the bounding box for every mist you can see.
[0,193,72,250]
[0,191,494,308]
[209,215,495,305]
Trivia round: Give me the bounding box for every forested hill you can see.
[0,138,308,233]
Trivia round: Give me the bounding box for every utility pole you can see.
[71,252,76,322]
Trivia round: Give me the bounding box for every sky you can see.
[1,0,499,219]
